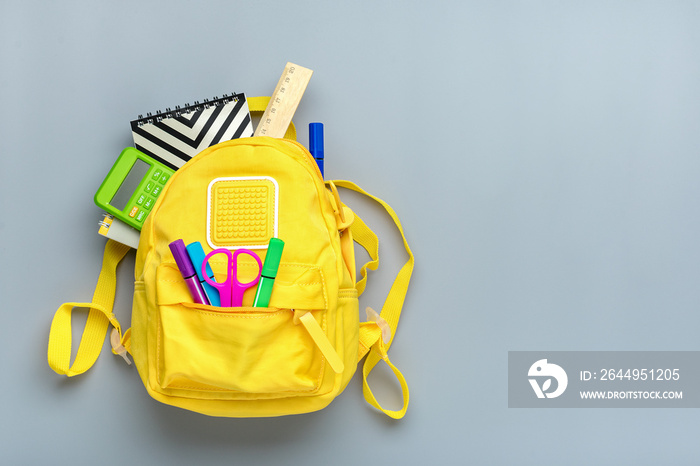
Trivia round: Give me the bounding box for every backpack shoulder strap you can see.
[48,239,131,376]
[331,180,414,419]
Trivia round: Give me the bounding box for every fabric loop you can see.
[362,339,410,420]
[47,239,131,376]
[349,213,379,297]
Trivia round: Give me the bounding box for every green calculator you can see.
[94,148,175,230]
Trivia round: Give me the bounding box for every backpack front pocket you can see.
[153,263,329,399]
[158,303,324,394]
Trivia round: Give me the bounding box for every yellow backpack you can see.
[47,110,414,418]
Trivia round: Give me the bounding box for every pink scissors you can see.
[202,248,262,307]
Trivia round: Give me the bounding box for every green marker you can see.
[253,238,285,307]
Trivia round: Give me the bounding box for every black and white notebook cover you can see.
[130,93,253,170]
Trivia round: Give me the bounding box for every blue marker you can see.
[309,122,324,177]
[186,241,221,307]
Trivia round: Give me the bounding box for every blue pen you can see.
[309,122,324,178]
[186,241,221,307]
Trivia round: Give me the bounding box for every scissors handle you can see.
[202,248,262,307]
[229,249,262,306]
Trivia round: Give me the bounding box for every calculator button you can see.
[151,186,162,197]
[152,169,163,180]
[129,206,139,218]
[159,173,170,184]
[143,197,154,210]
[136,210,147,223]
[144,181,155,193]
[136,194,146,205]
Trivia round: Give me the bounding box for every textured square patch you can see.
[206,177,278,249]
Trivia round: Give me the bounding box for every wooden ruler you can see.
[254,62,313,138]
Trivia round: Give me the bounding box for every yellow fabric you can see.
[299,311,344,374]
[131,137,358,417]
[47,239,130,376]
[331,180,414,419]
[362,328,410,420]
[349,213,378,297]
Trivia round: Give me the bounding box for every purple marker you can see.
[169,239,210,305]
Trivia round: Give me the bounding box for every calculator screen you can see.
[111,159,150,210]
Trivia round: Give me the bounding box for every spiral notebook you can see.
[130,93,253,170]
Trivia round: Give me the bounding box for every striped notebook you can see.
[130,93,253,170]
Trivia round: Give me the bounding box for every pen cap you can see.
[169,239,196,278]
[309,123,324,158]
[262,238,285,278]
[186,241,214,281]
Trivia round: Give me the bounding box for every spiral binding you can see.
[134,93,242,127]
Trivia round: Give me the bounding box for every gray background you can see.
[2,0,699,464]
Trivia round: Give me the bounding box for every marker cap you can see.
[309,123,324,159]
[262,238,285,278]
[169,239,195,278]
[186,241,221,307]
[186,241,214,281]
